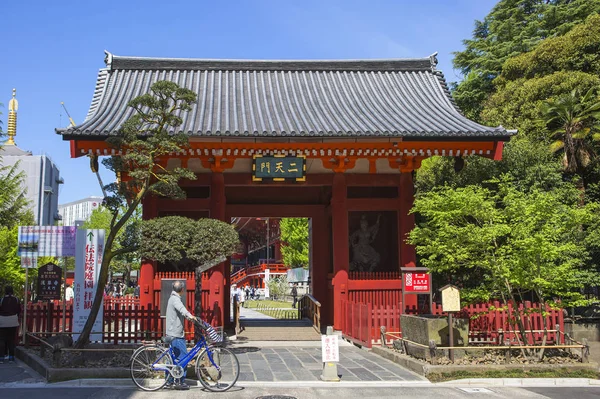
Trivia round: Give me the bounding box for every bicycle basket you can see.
[205,325,224,344]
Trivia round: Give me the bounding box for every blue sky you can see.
[1,0,496,204]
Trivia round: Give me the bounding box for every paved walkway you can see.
[238,305,275,320]
[230,343,426,383]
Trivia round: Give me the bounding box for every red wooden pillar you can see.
[140,195,158,309]
[210,172,227,327]
[399,172,417,309]
[331,173,349,330]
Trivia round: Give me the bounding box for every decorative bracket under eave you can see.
[323,156,357,173]
[200,156,234,173]
[388,156,423,173]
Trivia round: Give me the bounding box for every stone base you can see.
[371,346,599,377]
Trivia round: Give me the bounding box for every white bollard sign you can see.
[73,229,105,342]
[321,334,340,362]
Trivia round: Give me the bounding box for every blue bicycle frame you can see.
[152,333,219,375]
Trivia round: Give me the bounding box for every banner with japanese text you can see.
[73,229,105,342]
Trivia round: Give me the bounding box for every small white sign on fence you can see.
[321,334,339,363]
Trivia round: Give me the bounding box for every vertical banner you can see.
[73,229,105,342]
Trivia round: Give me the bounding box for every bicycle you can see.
[130,321,240,392]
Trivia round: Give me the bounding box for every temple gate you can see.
[58,51,513,332]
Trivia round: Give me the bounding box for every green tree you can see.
[266,275,289,301]
[0,162,31,228]
[452,0,600,120]
[409,181,599,357]
[539,88,600,184]
[140,217,239,335]
[74,81,198,348]
[279,218,309,268]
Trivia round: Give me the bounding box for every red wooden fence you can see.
[340,299,565,348]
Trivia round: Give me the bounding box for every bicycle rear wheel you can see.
[130,345,172,391]
[195,346,240,392]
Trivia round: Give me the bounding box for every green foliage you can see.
[501,14,600,80]
[483,71,600,139]
[266,275,289,301]
[0,162,31,229]
[452,0,600,119]
[409,181,599,308]
[279,218,309,268]
[539,87,600,178]
[415,136,563,194]
[140,216,240,272]
[0,226,25,295]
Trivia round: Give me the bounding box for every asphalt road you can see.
[2,387,600,399]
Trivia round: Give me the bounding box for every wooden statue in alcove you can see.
[349,214,381,272]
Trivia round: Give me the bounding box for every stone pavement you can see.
[238,304,274,320]
[0,357,44,386]
[230,343,426,383]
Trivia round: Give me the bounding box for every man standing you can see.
[291,283,298,308]
[65,284,74,302]
[165,280,197,390]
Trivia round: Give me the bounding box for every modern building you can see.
[1,89,63,225]
[58,196,103,226]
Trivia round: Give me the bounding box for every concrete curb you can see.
[5,377,600,389]
[34,378,434,389]
[438,378,600,387]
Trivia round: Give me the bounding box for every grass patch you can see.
[427,368,600,383]
[245,300,293,309]
[243,299,298,319]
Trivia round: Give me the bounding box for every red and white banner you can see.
[73,229,105,342]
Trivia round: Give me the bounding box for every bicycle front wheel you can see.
[130,345,172,391]
[195,346,240,392]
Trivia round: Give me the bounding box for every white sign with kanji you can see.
[73,229,105,342]
[321,334,340,363]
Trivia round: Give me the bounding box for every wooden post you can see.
[429,340,437,365]
[448,312,454,363]
[582,338,589,363]
[504,339,511,364]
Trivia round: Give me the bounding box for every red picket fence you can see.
[340,299,565,348]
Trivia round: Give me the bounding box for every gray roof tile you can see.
[57,52,512,139]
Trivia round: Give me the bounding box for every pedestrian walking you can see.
[291,283,298,308]
[0,286,21,363]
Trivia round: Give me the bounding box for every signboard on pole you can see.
[20,254,38,268]
[404,273,430,292]
[37,263,62,300]
[73,229,105,342]
[18,226,77,257]
[440,284,461,313]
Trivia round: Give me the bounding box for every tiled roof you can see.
[57,51,512,139]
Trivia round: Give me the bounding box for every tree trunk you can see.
[194,266,203,342]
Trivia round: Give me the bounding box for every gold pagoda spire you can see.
[6,88,18,145]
